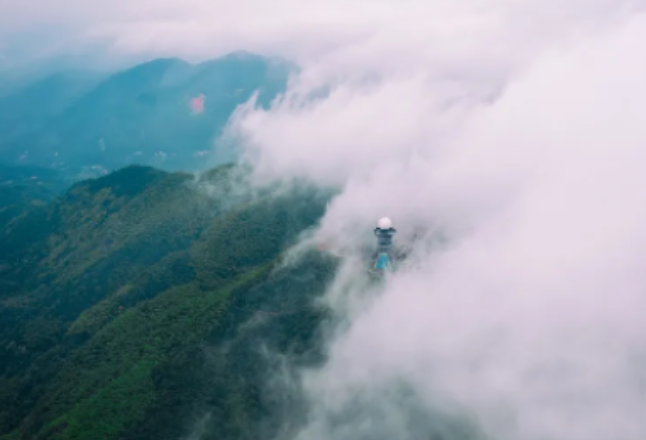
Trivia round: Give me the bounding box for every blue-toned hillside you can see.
[0,52,292,180]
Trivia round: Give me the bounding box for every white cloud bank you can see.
[2,0,643,63]
[5,0,646,438]
[223,2,646,440]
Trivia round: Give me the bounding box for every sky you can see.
[5,0,646,439]
[2,0,641,65]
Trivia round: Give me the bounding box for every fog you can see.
[5,0,646,438]
[226,3,646,440]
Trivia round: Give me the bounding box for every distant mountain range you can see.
[0,52,293,181]
[0,50,483,440]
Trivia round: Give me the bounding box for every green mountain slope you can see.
[0,164,66,229]
[0,164,337,440]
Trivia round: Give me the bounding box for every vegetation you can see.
[0,164,338,440]
[0,52,293,179]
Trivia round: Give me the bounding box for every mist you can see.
[224,2,646,440]
[5,0,646,438]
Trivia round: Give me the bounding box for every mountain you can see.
[0,164,68,228]
[0,52,294,179]
[0,70,104,144]
[0,40,141,98]
[0,164,337,440]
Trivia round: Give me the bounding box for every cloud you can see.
[3,0,642,64]
[5,0,646,438]
[224,3,646,440]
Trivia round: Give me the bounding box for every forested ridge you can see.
[0,164,338,440]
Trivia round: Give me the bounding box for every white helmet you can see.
[377,217,393,229]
